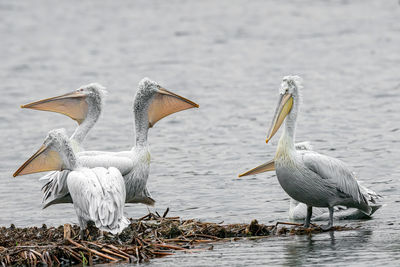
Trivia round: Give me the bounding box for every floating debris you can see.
[0,210,356,266]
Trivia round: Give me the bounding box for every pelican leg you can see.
[78,218,87,240]
[304,205,312,228]
[80,229,86,240]
[321,207,334,231]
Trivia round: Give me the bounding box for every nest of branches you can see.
[0,208,355,266]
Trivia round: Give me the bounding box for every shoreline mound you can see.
[0,209,356,266]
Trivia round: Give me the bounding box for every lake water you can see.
[1,0,399,266]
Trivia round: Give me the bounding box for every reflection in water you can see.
[283,230,373,266]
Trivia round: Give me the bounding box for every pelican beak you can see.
[148,87,199,127]
[265,93,293,143]
[238,160,275,177]
[13,144,62,177]
[21,91,88,124]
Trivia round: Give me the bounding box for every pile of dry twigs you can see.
[0,208,354,266]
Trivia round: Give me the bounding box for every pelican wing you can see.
[301,151,370,211]
[67,169,102,223]
[77,150,132,157]
[41,170,72,208]
[78,155,134,176]
[67,168,129,234]
[294,141,313,151]
[41,152,139,208]
[77,150,119,157]
[357,181,382,204]
[94,167,130,232]
[127,185,155,205]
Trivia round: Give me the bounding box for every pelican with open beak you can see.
[239,76,373,230]
[21,83,107,152]
[14,129,129,239]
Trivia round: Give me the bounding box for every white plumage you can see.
[14,129,129,238]
[34,83,109,207]
[240,140,381,221]
[265,76,376,229]
[287,142,382,220]
[29,78,198,209]
[49,129,129,236]
[68,167,129,235]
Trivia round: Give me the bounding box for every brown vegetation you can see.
[0,209,355,266]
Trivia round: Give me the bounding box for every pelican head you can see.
[265,75,302,143]
[134,78,199,129]
[238,76,303,177]
[13,129,75,177]
[21,83,107,125]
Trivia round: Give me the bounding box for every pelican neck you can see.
[276,97,299,159]
[70,111,99,145]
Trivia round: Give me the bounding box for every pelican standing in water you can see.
[239,142,382,221]
[22,78,199,209]
[14,129,129,239]
[241,76,372,230]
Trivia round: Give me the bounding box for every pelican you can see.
[22,78,199,209]
[240,76,373,230]
[14,129,129,239]
[239,142,382,221]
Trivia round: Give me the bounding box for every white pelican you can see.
[239,142,382,221]
[240,76,373,230]
[22,78,199,209]
[13,129,129,238]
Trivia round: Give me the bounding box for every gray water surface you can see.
[1,0,400,266]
